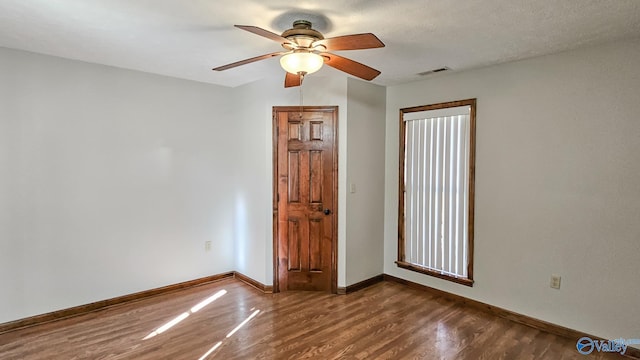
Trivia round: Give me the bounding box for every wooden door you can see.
[273,106,338,293]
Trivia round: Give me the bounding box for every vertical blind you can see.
[403,106,471,278]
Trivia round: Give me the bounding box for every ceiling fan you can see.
[212,20,385,87]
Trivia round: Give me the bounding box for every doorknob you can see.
[324,209,331,215]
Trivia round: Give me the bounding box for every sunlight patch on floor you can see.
[226,309,260,338]
[197,341,223,360]
[191,290,227,313]
[143,289,227,340]
[197,309,261,359]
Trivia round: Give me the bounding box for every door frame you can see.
[272,106,339,293]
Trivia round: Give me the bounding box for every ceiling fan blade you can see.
[313,33,385,51]
[284,72,302,88]
[212,52,285,71]
[323,53,381,81]
[235,25,293,45]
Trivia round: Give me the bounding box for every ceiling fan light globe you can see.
[280,52,323,75]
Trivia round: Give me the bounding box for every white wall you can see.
[0,53,15,321]
[345,79,386,285]
[0,47,236,323]
[384,38,640,341]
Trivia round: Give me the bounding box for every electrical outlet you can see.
[550,275,561,289]
[205,241,212,252]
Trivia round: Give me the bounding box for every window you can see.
[397,99,476,286]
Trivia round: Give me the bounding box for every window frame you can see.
[396,98,476,286]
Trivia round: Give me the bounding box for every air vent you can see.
[418,67,450,76]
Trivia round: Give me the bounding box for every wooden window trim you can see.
[397,98,476,286]
[395,261,474,286]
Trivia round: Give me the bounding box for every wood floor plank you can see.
[0,279,628,359]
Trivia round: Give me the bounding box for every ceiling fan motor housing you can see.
[281,20,324,48]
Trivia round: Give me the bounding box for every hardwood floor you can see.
[0,279,626,359]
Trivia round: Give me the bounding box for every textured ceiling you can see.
[1,0,639,87]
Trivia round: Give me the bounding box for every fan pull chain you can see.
[299,73,304,119]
